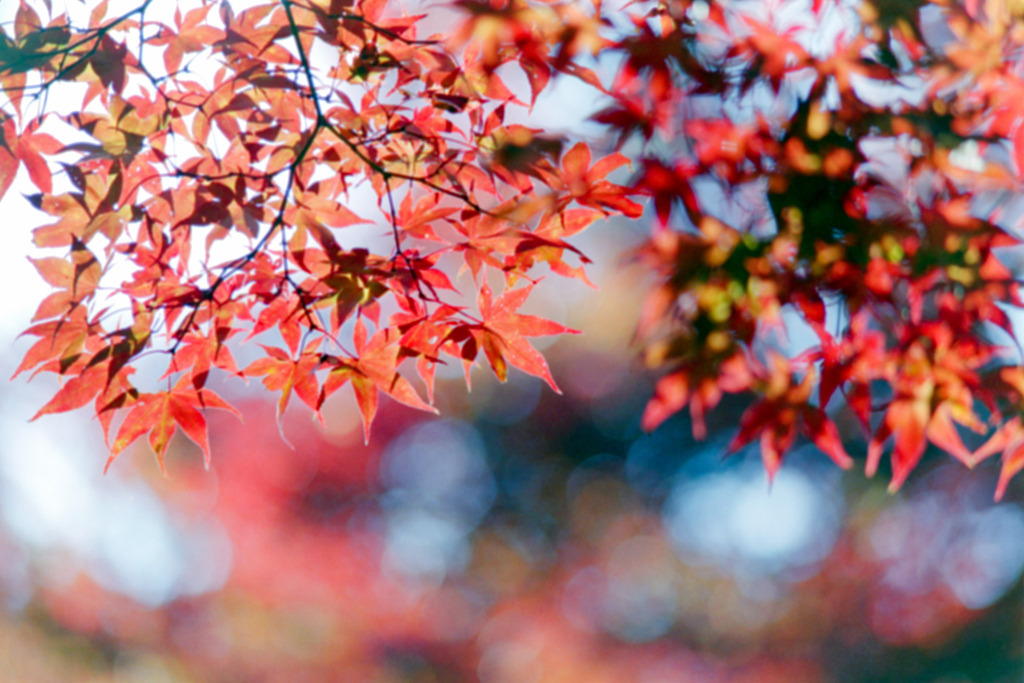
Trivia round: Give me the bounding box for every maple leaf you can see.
[728,355,853,480]
[559,142,641,217]
[108,377,240,472]
[397,192,457,242]
[13,308,95,379]
[393,302,464,403]
[637,159,699,226]
[30,361,111,421]
[738,18,810,92]
[247,294,306,354]
[164,327,243,389]
[642,352,753,437]
[454,282,577,393]
[319,320,437,443]
[0,124,17,201]
[243,342,323,419]
[862,328,987,491]
[150,5,225,74]
[28,239,101,321]
[973,417,1024,501]
[8,118,61,193]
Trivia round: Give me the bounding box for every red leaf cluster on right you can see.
[615,0,1024,498]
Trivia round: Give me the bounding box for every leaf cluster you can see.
[615,0,1024,498]
[3,0,632,470]
[9,0,1024,500]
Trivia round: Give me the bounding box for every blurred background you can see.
[0,207,1022,682]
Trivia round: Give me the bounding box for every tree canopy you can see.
[4,0,1024,498]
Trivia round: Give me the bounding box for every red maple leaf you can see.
[319,320,437,443]
[108,377,239,471]
[448,282,577,393]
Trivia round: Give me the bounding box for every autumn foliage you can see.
[4,0,1024,498]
